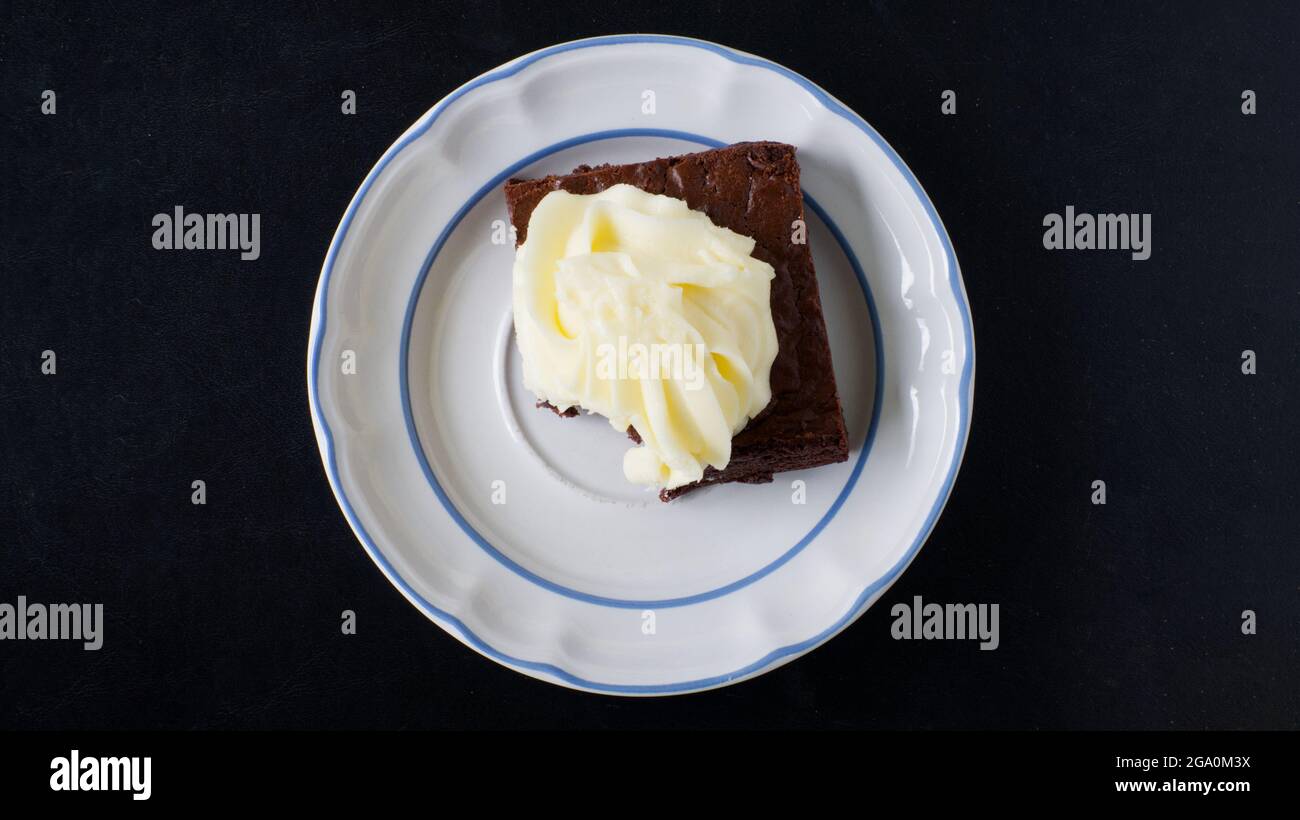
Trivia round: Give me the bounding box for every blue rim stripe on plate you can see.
[309,34,974,694]
[399,129,880,609]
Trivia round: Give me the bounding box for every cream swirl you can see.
[512,184,778,490]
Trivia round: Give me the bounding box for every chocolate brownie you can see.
[506,142,849,500]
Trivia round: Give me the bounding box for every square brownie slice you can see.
[505,141,849,500]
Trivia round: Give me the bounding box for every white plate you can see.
[308,34,973,695]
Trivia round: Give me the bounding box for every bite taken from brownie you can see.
[506,142,848,501]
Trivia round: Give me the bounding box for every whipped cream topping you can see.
[512,184,778,490]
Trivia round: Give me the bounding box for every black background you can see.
[1,1,1296,730]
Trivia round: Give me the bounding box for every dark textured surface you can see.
[506,142,849,500]
[1,1,1297,729]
